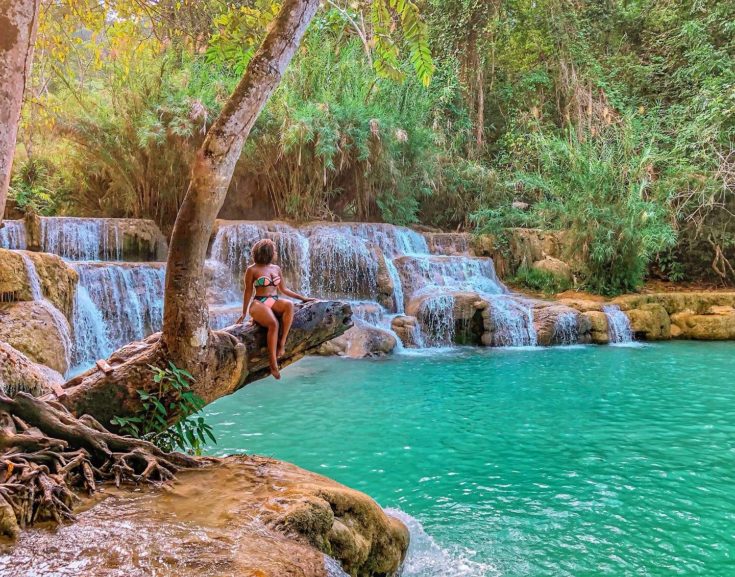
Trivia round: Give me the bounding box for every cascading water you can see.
[210,222,311,293]
[383,258,405,314]
[552,311,579,345]
[20,216,546,369]
[20,252,73,370]
[305,225,378,299]
[487,296,538,347]
[603,304,634,343]
[41,217,124,261]
[415,295,456,347]
[72,263,165,365]
[0,220,27,249]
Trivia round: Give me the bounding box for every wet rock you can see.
[0,249,78,319]
[531,302,591,346]
[422,232,472,255]
[583,310,610,344]
[0,301,72,374]
[669,307,735,340]
[0,455,409,577]
[317,321,397,358]
[0,341,62,397]
[391,315,421,348]
[624,303,670,340]
[407,291,489,346]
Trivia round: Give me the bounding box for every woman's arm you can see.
[278,269,316,302]
[237,268,255,323]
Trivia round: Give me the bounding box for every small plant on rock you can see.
[111,362,216,454]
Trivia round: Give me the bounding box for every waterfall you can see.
[603,305,634,343]
[71,285,112,369]
[487,296,538,347]
[210,222,311,292]
[41,217,124,260]
[0,220,26,249]
[553,312,579,345]
[20,252,72,370]
[20,253,43,300]
[72,263,165,362]
[416,295,456,347]
[305,225,378,299]
[384,258,405,314]
[395,255,506,298]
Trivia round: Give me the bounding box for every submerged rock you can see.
[316,321,397,358]
[0,455,409,577]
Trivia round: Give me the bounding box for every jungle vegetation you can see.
[9,0,735,294]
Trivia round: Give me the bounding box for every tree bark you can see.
[53,301,352,427]
[162,0,321,367]
[0,0,40,226]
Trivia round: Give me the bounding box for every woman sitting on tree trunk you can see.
[237,239,315,379]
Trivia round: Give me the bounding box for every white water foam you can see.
[386,509,499,577]
[0,220,27,249]
[603,305,634,343]
[41,217,124,260]
[552,311,579,345]
[72,263,165,365]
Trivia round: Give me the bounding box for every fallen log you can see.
[48,300,353,428]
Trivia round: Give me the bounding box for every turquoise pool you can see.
[204,342,735,576]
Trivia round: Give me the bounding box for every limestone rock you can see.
[391,315,421,348]
[625,303,670,340]
[0,301,72,374]
[0,455,409,577]
[374,247,398,312]
[583,310,610,344]
[0,249,78,319]
[317,321,397,358]
[532,256,573,283]
[670,308,735,340]
[532,302,591,346]
[0,341,62,397]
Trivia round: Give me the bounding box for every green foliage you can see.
[510,266,571,296]
[111,362,216,454]
[508,123,676,295]
[8,158,63,216]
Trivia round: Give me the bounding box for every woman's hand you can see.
[236,314,252,325]
[301,297,317,303]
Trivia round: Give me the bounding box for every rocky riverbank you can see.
[0,455,409,577]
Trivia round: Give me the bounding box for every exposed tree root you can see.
[0,392,209,539]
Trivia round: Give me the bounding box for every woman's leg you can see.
[250,300,281,379]
[272,299,295,358]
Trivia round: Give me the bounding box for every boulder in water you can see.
[316,321,397,358]
[0,301,72,374]
[391,315,422,348]
[624,303,670,340]
[582,310,611,344]
[532,302,591,346]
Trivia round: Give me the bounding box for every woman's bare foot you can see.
[270,362,281,380]
[277,344,286,358]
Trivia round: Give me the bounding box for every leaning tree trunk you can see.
[0,0,41,226]
[53,301,352,427]
[163,0,321,368]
